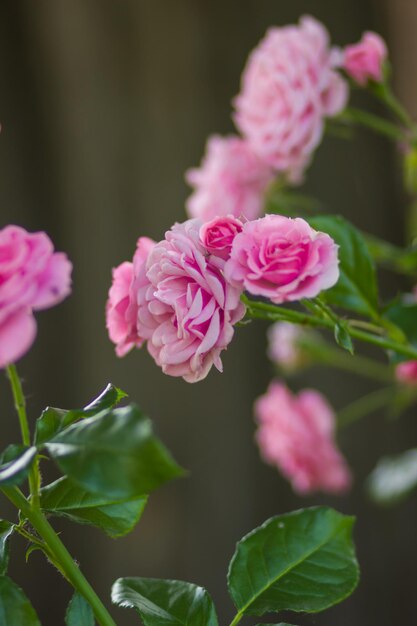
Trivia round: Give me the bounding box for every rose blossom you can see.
[199,215,243,261]
[267,321,309,371]
[106,237,155,357]
[185,135,274,221]
[0,225,72,368]
[234,15,348,181]
[225,214,339,303]
[343,32,387,86]
[136,218,246,383]
[396,361,417,385]
[254,381,351,494]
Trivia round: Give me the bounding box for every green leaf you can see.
[65,592,95,626]
[111,577,218,626]
[0,446,37,487]
[40,477,147,538]
[365,233,417,276]
[384,300,417,357]
[0,576,40,625]
[227,507,359,618]
[35,383,127,446]
[334,322,354,354]
[45,405,184,499]
[0,522,14,576]
[367,448,417,505]
[310,215,379,319]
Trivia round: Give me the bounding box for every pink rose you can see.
[225,214,339,303]
[396,361,417,385]
[234,15,348,181]
[267,321,308,371]
[185,135,274,221]
[343,32,387,86]
[199,215,243,261]
[106,237,155,357]
[136,218,246,383]
[0,225,72,368]
[255,381,351,494]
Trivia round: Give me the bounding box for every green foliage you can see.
[41,477,147,538]
[0,522,14,576]
[384,299,417,356]
[310,215,379,319]
[0,446,37,487]
[111,578,218,626]
[35,384,127,446]
[368,448,417,504]
[227,507,359,618]
[265,188,321,217]
[45,405,184,499]
[65,592,95,626]
[0,576,40,625]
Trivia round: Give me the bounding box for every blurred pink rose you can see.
[136,218,246,382]
[185,135,274,221]
[199,215,243,261]
[106,237,155,357]
[225,214,339,303]
[267,321,308,371]
[396,361,417,385]
[234,15,348,181]
[0,225,72,368]
[255,381,351,494]
[343,32,387,86]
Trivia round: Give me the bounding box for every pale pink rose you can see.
[234,15,348,181]
[106,237,155,357]
[199,215,243,261]
[225,214,339,303]
[255,381,351,494]
[136,218,246,383]
[0,225,72,368]
[185,135,274,221]
[396,361,417,385]
[343,32,387,86]
[267,321,307,371]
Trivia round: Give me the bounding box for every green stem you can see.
[243,297,417,360]
[7,365,30,446]
[6,365,41,508]
[336,107,407,142]
[229,612,243,626]
[337,386,396,428]
[1,486,117,626]
[299,338,393,384]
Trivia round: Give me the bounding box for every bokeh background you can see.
[1,1,417,624]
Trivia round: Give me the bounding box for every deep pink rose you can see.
[199,215,243,261]
[185,135,274,221]
[106,237,155,357]
[343,32,387,86]
[0,225,72,367]
[255,381,351,494]
[225,214,339,303]
[396,361,417,385]
[234,15,348,181]
[136,218,246,383]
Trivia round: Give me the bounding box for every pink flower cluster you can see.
[186,18,388,225]
[186,16,351,223]
[255,381,351,494]
[0,225,72,368]
[106,214,339,382]
[267,321,308,372]
[395,361,417,385]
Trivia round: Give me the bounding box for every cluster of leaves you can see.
[0,385,360,625]
[0,384,183,624]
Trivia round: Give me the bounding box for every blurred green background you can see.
[1,1,416,624]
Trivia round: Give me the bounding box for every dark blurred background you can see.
[0,1,416,624]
